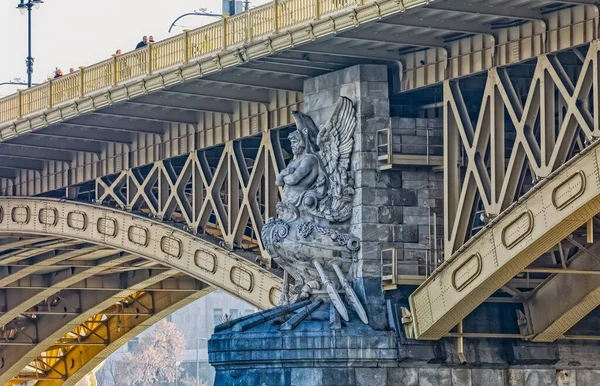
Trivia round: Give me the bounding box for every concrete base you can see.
[208,303,398,386]
[208,298,600,386]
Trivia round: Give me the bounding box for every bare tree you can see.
[120,319,186,386]
[95,357,126,386]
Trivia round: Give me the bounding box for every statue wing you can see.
[316,97,357,222]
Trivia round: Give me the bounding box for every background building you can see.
[96,290,256,386]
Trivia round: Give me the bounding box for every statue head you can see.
[291,111,319,155]
[288,131,305,157]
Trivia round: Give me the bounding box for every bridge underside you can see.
[0,233,210,386]
[0,197,280,385]
[1,0,600,384]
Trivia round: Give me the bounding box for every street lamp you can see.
[16,0,44,88]
[168,10,222,33]
[175,361,181,386]
[196,337,207,386]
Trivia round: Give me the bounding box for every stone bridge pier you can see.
[208,64,600,386]
[207,65,441,385]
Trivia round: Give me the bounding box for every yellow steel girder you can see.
[11,287,212,386]
[0,197,281,310]
[409,139,600,340]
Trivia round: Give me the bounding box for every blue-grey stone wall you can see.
[214,366,598,385]
[210,64,600,386]
[304,64,392,279]
[303,65,444,329]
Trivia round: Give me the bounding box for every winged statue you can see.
[262,97,368,325]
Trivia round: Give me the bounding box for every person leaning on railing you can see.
[136,36,148,49]
[133,36,153,76]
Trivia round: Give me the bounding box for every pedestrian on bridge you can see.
[136,36,148,49]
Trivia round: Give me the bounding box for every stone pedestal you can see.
[208,302,398,386]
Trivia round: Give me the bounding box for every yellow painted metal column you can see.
[273,0,279,33]
[147,43,154,75]
[17,90,23,119]
[112,55,120,86]
[222,15,229,50]
[184,29,190,63]
[79,66,86,96]
[47,78,53,108]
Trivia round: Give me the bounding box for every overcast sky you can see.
[0,0,267,97]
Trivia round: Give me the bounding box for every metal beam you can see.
[408,132,600,340]
[92,107,199,125]
[379,16,495,36]
[0,237,59,254]
[292,42,405,60]
[126,95,234,114]
[0,240,83,266]
[30,129,133,145]
[0,168,17,179]
[275,51,383,66]
[425,1,544,21]
[27,287,212,386]
[524,242,600,342]
[337,29,446,48]
[161,82,272,104]
[257,57,344,72]
[0,246,116,288]
[0,255,137,327]
[0,269,179,384]
[241,62,324,77]
[0,197,281,308]
[58,119,165,135]
[204,72,304,91]
[551,0,598,4]
[0,157,44,172]
[4,137,101,154]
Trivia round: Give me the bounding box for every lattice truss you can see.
[0,234,207,385]
[10,287,204,385]
[13,293,147,384]
[444,41,600,257]
[96,128,293,264]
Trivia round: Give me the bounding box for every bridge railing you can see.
[0,0,390,125]
[381,244,444,290]
[376,127,444,168]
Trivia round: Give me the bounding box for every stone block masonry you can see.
[210,63,600,386]
[304,65,443,280]
[304,65,444,329]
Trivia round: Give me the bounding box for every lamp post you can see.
[0,81,38,87]
[196,337,207,386]
[16,0,44,88]
[168,11,222,33]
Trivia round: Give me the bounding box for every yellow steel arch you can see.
[0,197,282,310]
[11,288,213,386]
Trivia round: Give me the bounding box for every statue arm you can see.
[283,159,312,185]
[276,168,290,186]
